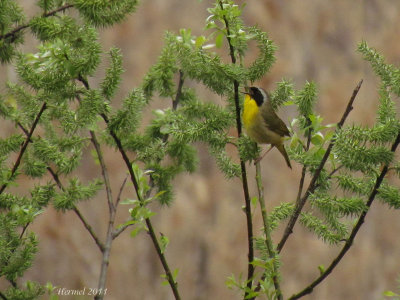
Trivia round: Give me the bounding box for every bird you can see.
[242,86,292,168]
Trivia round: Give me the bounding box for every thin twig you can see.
[173,70,184,110]
[112,220,130,240]
[77,75,181,300]
[293,118,313,230]
[90,131,114,213]
[288,130,400,300]
[72,207,105,252]
[112,177,130,240]
[0,102,47,195]
[19,222,30,239]
[219,1,255,293]
[88,130,116,300]
[10,116,104,253]
[110,69,183,239]
[45,166,105,252]
[115,175,128,207]
[16,121,29,136]
[0,4,74,42]
[297,117,313,199]
[254,162,283,300]
[277,79,363,253]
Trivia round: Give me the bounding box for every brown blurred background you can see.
[2,1,400,299]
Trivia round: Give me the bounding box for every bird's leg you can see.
[254,145,274,165]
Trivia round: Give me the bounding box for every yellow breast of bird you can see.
[242,94,283,145]
[243,95,259,132]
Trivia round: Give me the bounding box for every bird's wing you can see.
[261,104,291,137]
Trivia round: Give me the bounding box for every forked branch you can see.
[288,130,400,299]
[277,79,363,253]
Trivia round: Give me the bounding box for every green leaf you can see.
[318,264,325,275]
[195,35,206,48]
[130,225,144,238]
[383,291,398,297]
[215,33,224,48]
[311,132,324,146]
[160,233,169,254]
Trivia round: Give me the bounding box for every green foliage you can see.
[238,136,259,163]
[30,15,78,42]
[0,0,25,63]
[17,27,100,94]
[268,202,295,231]
[377,182,400,209]
[28,136,85,175]
[295,81,317,127]
[73,0,139,27]
[1,0,400,299]
[53,178,103,211]
[37,0,56,13]
[0,214,39,281]
[142,34,178,98]
[299,212,342,244]
[4,280,44,300]
[245,26,277,83]
[270,79,295,110]
[0,134,24,156]
[109,88,147,137]
[358,41,400,96]
[207,1,247,56]
[101,47,124,99]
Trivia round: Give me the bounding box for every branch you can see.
[292,117,313,233]
[11,115,105,253]
[77,75,181,300]
[288,130,400,300]
[112,177,130,240]
[218,2,255,293]
[0,102,47,195]
[113,69,184,241]
[89,132,116,300]
[19,222,30,239]
[0,4,74,42]
[0,291,8,300]
[71,207,105,252]
[277,79,363,253]
[86,125,118,300]
[45,166,105,252]
[115,175,128,207]
[90,131,114,212]
[173,70,184,110]
[253,162,282,300]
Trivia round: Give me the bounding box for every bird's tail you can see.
[277,144,292,169]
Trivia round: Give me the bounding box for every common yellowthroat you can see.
[242,86,292,168]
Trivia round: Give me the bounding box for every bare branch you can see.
[89,128,114,212]
[77,75,181,300]
[72,207,105,252]
[89,131,116,299]
[115,175,128,207]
